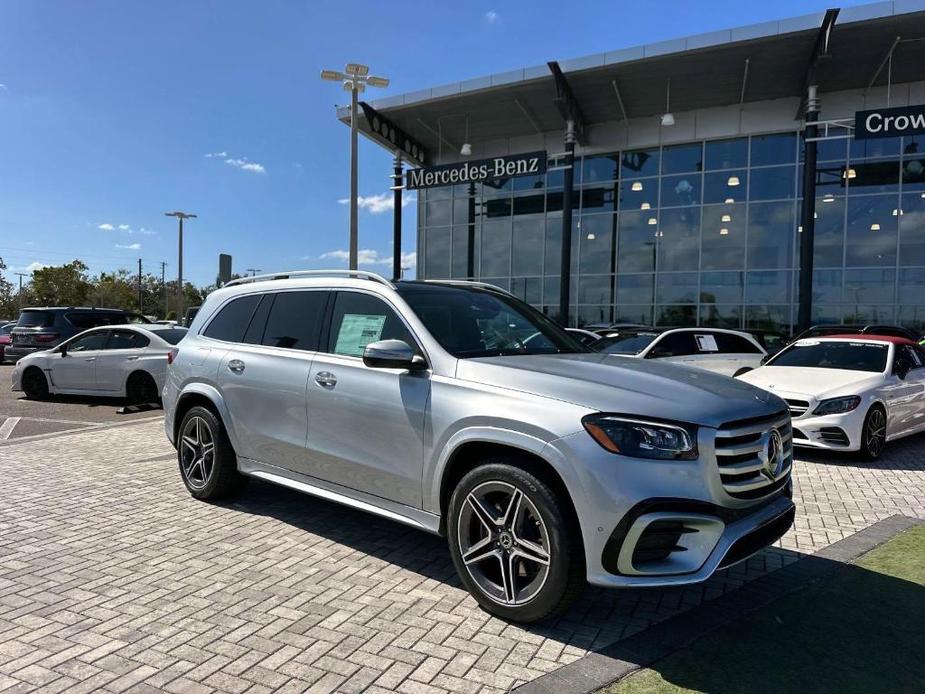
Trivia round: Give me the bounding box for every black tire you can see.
[177,405,245,500]
[447,459,585,623]
[732,367,753,378]
[858,404,887,461]
[126,371,160,405]
[21,367,50,400]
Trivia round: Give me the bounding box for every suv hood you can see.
[738,366,884,399]
[456,353,785,428]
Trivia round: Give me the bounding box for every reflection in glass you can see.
[746,271,791,304]
[614,304,654,325]
[703,170,746,204]
[618,211,658,273]
[657,208,700,272]
[424,226,451,278]
[748,201,795,269]
[813,197,845,267]
[617,273,655,305]
[749,166,795,200]
[746,305,792,332]
[578,305,613,327]
[656,305,697,326]
[579,275,613,305]
[705,138,747,170]
[898,305,925,332]
[845,196,897,267]
[899,192,925,265]
[480,219,512,277]
[512,216,544,276]
[901,158,925,191]
[578,214,615,274]
[751,133,797,166]
[426,200,452,226]
[700,304,741,328]
[580,184,617,212]
[621,149,660,178]
[451,225,471,278]
[662,143,703,174]
[511,277,542,305]
[656,273,698,304]
[582,154,620,183]
[812,270,842,304]
[701,204,745,270]
[847,160,900,194]
[619,178,658,210]
[543,216,578,277]
[850,136,900,160]
[660,174,702,207]
[700,272,743,304]
[844,269,895,304]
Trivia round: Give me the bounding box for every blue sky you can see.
[0,0,869,287]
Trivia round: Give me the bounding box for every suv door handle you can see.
[314,371,337,388]
[126,356,139,361]
[227,359,245,374]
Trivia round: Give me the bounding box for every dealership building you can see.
[338,2,925,332]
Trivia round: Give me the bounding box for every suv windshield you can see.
[17,310,54,328]
[768,340,889,372]
[396,284,587,358]
[594,332,660,355]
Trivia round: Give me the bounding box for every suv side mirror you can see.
[895,360,910,380]
[363,339,427,371]
[760,354,771,365]
[59,343,68,357]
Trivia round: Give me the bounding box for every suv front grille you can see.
[714,410,793,500]
[785,399,810,418]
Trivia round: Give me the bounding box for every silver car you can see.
[163,271,795,623]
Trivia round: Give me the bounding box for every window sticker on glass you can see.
[695,334,719,352]
[334,313,387,356]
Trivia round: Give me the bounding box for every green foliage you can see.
[30,260,91,307]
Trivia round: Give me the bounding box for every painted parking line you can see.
[0,415,163,446]
[0,417,21,440]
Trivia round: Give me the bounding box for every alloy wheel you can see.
[866,408,886,458]
[180,416,215,489]
[457,480,551,606]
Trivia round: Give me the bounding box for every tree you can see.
[30,261,91,306]
[0,257,18,319]
[92,270,136,310]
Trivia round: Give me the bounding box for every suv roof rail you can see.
[223,269,394,288]
[418,279,514,296]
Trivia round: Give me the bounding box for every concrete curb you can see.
[515,515,923,694]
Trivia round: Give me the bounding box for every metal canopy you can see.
[337,4,925,161]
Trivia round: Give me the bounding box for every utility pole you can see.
[160,261,167,318]
[164,211,197,321]
[137,258,143,314]
[14,272,28,313]
[321,64,390,270]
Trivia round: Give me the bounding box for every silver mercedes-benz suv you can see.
[163,270,795,623]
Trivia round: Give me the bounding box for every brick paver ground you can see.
[0,420,922,693]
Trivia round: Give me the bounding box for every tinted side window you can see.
[648,332,697,357]
[260,291,328,351]
[68,331,109,352]
[18,311,55,328]
[203,295,261,343]
[327,292,418,357]
[107,330,149,350]
[243,294,273,344]
[715,333,763,354]
[66,312,107,329]
[912,345,925,368]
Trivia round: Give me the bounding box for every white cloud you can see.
[206,151,267,173]
[8,261,47,274]
[485,10,499,23]
[115,242,141,250]
[319,249,416,268]
[118,224,130,231]
[225,157,266,173]
[98,223,114,231]
[139,228,156,236]
[337,192,416,214]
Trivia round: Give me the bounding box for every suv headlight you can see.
[812,395,861,416]
[582,414,698,460]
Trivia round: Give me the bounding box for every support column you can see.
[558,120,577,326]
[392,154,402,281]
[467,181,476,279]
[797,85,819,333]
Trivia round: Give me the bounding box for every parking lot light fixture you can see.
[321,63,390,271]
[163,211,197,321]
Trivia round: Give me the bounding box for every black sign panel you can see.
[405,151,547,190]
[855,105,925,140]
[359,102,427,166]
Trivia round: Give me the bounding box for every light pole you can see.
[321,64,390,271]
[245,268,262,277]
[14,272,28,313]
[164,211,197,321]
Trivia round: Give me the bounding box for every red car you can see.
[0,322,15,363]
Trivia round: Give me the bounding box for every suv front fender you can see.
[173,383,239,451]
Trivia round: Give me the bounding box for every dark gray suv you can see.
[6,307,150,362]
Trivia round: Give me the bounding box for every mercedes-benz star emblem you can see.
[764,429,784,480]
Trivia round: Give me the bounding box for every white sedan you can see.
[593,327,767,376]
[11,324,187,403]
[737,335,925,460]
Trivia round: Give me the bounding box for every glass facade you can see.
[418,131,925,333]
